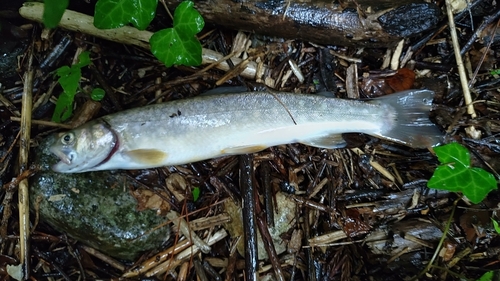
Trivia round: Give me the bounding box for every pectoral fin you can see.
[221,145,268,155]
[125,149,168,165]
[300,134,347,149]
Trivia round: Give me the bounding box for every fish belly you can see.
[97,93,388,170]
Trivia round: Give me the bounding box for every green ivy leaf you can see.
[477,271,494,281]
[91,88,106,101]
[150,1,204,67]
[52,51,92,123]
[192,186,200,201]
[433,142,470,167]
[427,143,498,204]
[55,65,71,78]
[491,219,500,234]
[173,1,204,35]
[150,29,202,67]
[94,0,158,30]
[74,51,91,68]
[43,0,69,28]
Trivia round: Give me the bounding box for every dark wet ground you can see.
[1,0,500,280]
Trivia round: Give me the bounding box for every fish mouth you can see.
[49,146,72,165]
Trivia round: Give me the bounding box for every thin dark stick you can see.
[89,64,122,111]
[459,8,500,57]
[256,215,286,281]
[240,154,258,281]
[261,161,275,227]
[304,206,317,281]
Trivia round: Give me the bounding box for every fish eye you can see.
[61,133,75,145]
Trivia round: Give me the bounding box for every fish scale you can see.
[49,90,443,173]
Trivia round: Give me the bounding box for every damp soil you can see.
[1,0,500,280]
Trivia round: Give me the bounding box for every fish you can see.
[49,89,443,173]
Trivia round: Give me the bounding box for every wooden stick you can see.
[240,154,258,281]
[10,117,73,129]
[445,0,477,119]
[18,47,34,281]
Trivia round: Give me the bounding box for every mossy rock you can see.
[30,135,170,260]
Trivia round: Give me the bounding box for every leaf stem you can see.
[411,197,460,280]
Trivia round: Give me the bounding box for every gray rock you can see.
[30,135,170,260]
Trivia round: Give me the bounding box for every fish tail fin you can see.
[369,89,443,148]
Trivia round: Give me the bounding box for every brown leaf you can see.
[360,68,416,97]
[342,208,371,237]
[386,68,415,92]
[132,188,171,215]
[459,209,490,242]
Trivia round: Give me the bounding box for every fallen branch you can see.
[19,2,265,80]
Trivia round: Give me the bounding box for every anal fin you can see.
[300,134,347,149]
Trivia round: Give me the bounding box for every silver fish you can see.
[49,90,442,173]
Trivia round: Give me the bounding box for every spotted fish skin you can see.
[49,90,442,173]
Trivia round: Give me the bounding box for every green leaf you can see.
[427,143,498,204]
[150,29,202,67]
[56,65,71,77]
[477,271,494,281]
[52,92,74,123]
[433,143,470,168]
[94,0,158,30]
[58,68,81,97]
[490,69,500,76]
[491,219,500,234]
[74,51,91,68]
[43,0,69,28]
[192,186,200,201]
[150,1,204,67]
[172,1,204,35]
[52,51,93,122]
[91,88,106,101]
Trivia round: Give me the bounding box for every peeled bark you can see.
[166,0,441,47]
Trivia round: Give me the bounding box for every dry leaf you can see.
[132,188,171,215]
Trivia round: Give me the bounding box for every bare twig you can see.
[145,229,227,277]
[445,0,478,125]
[122,238,192,278]
[18,46,34,280]
[79,245,125,271]
[459,8,500,57]
[0,93,20,117]
[256,216,286,281]
[468,18,500,88]
[10,117,73,129]
[166,210,211,254]
[411,198,459,280]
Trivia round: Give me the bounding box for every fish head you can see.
[49,121,118,173]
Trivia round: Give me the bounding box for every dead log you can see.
[166,0,441,47]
